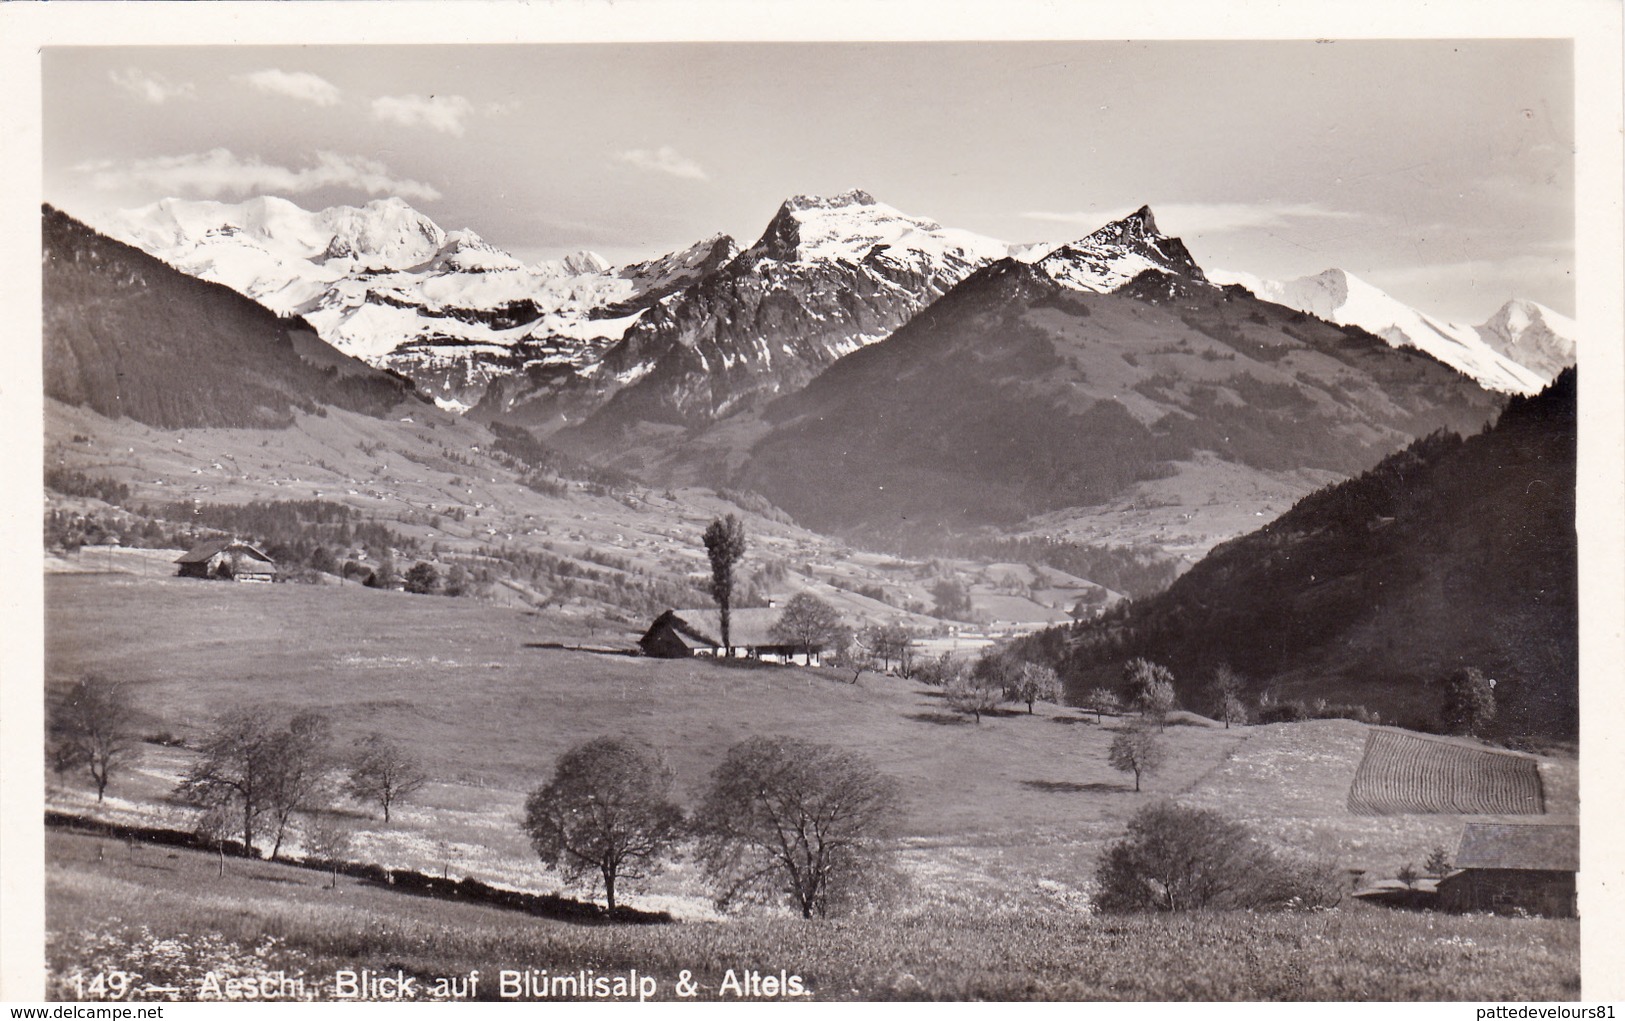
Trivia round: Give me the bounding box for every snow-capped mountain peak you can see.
[1477,298,1577,383]
[1207,266,1562,394]
[749,190,1009,269]
[433,229,526,273]
[560,251,612,276]
[1036,204,1209,293]
[781,188,880,214]
[620,233,739,293]
[100,195,452,279]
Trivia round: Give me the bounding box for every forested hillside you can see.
[1013,370,1578,739]
[43,205,419,430]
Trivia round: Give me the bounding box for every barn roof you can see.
[1454,823,1578,872]
[657,607,797,649]
[175,538,276,565]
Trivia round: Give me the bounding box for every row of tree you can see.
[50,678,899,920]
[177,709,428,861]
[913,651,1063,722]
[523,735,897,918]
[48,678,428,859]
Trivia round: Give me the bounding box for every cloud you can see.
[108,67,194,104]
[73,148,441,202]
[1022,201,1356,237]
[616,145,709,182]
[236,69,342,107]
[1373,252,1574,294]
[371,94,474,136]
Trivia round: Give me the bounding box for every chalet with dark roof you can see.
[175,539,277,583]
[1437,823,1578,917]
[639,607,823,665]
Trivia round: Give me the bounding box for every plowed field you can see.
[1347,730,1544,815]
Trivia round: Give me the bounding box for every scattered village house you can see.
[175,538,277,583]
[1436,822,1578,918]
[639,607,826,665]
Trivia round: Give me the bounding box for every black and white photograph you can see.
[2,0,1622,1005]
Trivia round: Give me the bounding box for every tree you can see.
[1085,687,1123,722]
[1108,723,1166,792]
[1397,862,1419,889]
[1012,662,1062,714]
[176,707,333,858]
[403,561,439,595]
[520,737,684,915]
[703,515,748,655]
[864,623,915,676]
[930,577,972,621]
[1439,666,1498,735]
[309,545,338,577]
[344,733,429,823]
[47,674,138,802]
[696,736,898,919]
[177,706,278,854]
[370,551,399,589]
[1139,679,1178,728]
[1207,664,1246,721]
[769,593,844,665]
[913,651,960,688]
[825,628,871,683]
[301,815,355,889]
[193,803,236,878]
[1123,658,1175,708]
[1424,845,1453,878]
[260,712,335,860]
[1095,801,1339,912]
[945,665,1006,723]
[1220,692,1250,729]
[443,563,471,597]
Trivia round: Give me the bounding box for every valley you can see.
[37,186,1584,1001]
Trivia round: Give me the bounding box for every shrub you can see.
[1094,802,1340,912]
[1439,666,1498,735]
[1258,700,1310,724]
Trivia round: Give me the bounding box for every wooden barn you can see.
[1436,823,1578,918]
[639,608,824,665]
[175,539,277,583]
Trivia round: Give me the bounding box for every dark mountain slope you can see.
[43,205,418,430]
[1014,369,1578,739]
[717,259,1505,542]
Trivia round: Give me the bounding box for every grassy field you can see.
[1180,720,1576,878]
[44,572,1239,833]
[46,830,1579,1002]
[47,571,1260,915]
[40,570,1583,998]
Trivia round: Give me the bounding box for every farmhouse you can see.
[1437,823,1578,918]
[639,608,823,665]
[175,538,277,583]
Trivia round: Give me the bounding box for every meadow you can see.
[40,570,1582,998]
[46,830,1580,1002]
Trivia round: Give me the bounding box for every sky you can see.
[42,40,1574,323]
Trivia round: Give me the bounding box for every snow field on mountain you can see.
[1208,267,1566,394]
